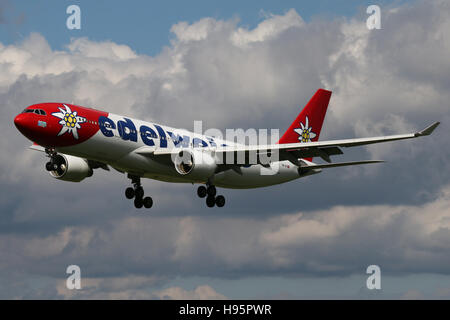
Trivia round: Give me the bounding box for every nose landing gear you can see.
[44,148,65,175]
[126,174,153,209]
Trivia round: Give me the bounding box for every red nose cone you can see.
[14,113,35,139]
[14,113,27,130]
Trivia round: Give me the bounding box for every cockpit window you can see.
[22,109,46,115]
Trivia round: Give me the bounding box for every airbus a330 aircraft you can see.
[14,89,439,209]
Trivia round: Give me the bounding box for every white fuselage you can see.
[56,112,308,189]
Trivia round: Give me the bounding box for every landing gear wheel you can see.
[127,175,154,210]
[207,185,216,197]
[125,187,135,199]
[206,195,215,208]
[134,197,143,209]
[135,186,144,199]
[45,162,53,171]
[215,195,225,207]
[197,186,207,198]
[143,197,153,208]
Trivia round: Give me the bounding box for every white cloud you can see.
[231,9,304,47]
[154,285,227,300]
[171,18,225,42]
[67,38,138,61]
[56,275,164,299]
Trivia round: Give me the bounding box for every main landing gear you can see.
[125,175,153,209]
[197,184,225,208]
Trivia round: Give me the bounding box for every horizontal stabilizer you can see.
[301,160,384,169]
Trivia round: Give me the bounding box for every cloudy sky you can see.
[1,0,449,299]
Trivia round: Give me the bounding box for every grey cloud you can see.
[2,185,450,292]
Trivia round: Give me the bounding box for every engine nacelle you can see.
[174,150,217,181]
[49,154,93,182]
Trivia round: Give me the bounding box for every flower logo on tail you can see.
[52,104,86,139]
[294,116,316,143]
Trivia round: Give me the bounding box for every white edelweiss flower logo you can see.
[294,116,317,143]
[51,104,87,139]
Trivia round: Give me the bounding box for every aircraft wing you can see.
[143,121,439,165]
[207,121,440,164]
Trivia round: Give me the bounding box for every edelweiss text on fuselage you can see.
[98,116,218,149]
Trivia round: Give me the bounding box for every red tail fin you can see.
[278,89,331,160]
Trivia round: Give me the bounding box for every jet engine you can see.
[174,150,217,181]
[48,154,93,182]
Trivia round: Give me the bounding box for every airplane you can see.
[13,89,439,209]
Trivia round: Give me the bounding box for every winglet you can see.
[415,122,440,137]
